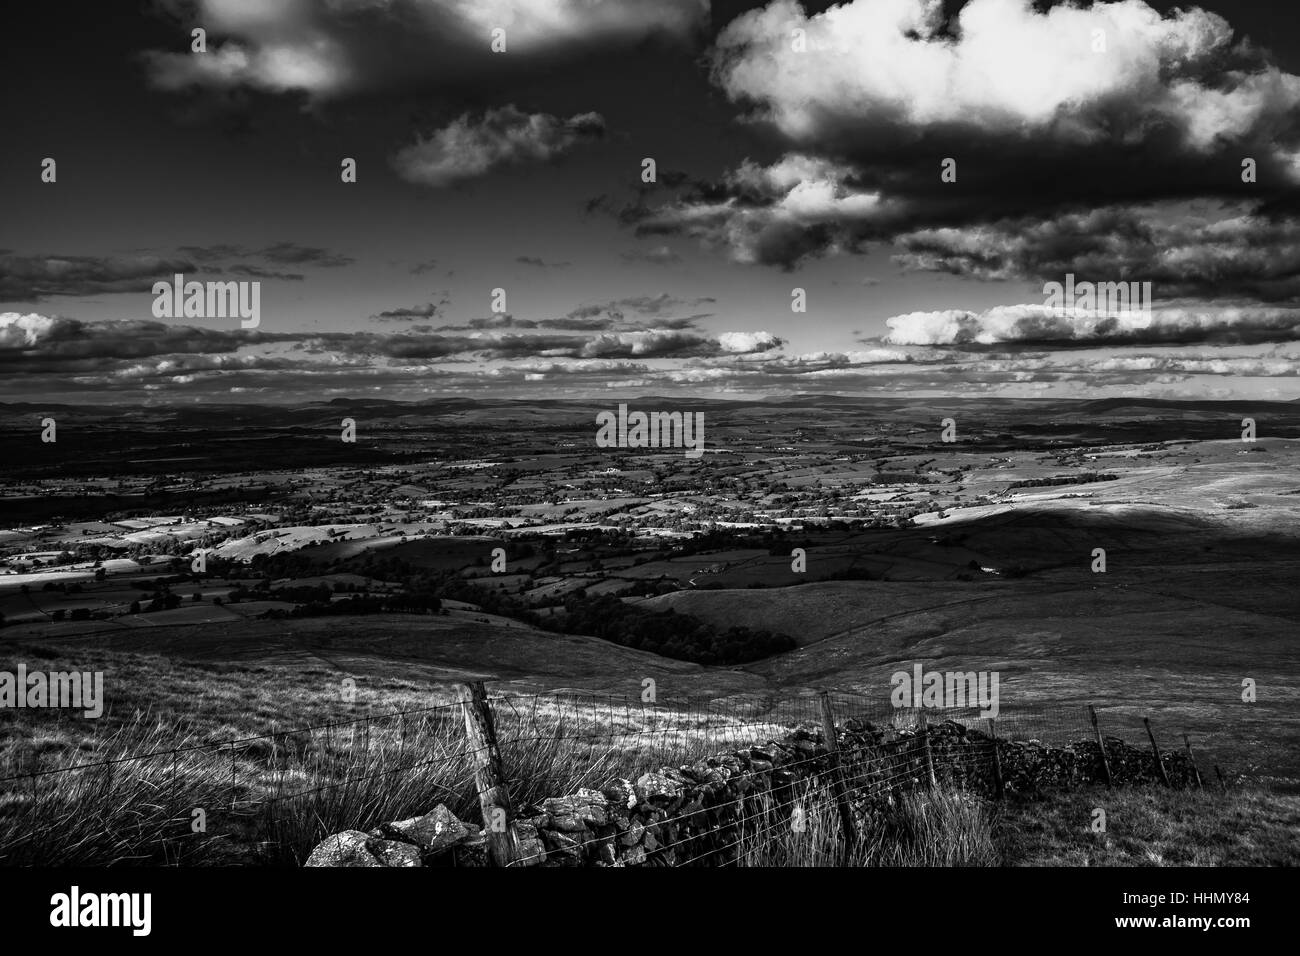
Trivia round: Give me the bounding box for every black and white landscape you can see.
[1,0,1298,893]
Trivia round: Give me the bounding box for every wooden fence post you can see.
[1143,717,1170,788]
[987,717,1005,799]
[818,692,856,847]
[917,709,937,790]
[1181,733,1204,789]
[458,681,521,866]
[1088,705,1113,788]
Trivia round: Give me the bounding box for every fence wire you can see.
[0,685,1206,866]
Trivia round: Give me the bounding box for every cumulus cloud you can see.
[632,0,1300,269]
[717,330,783,353]
[143,0,708,98]
[710,0,1285,148]
[883,302,1300,348]
[392,106,605,187]
[636,155,898,267]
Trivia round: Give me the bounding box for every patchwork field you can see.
[1,398,1297,800]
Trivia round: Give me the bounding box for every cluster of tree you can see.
[530,593,796,665]
[1007,472,1118,490]
[50,607,100,622]
[128,591,184,613]
[263,592,442,619]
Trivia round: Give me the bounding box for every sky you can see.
[2,0,1300,404]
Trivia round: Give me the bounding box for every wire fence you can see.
[0,685,1209,867]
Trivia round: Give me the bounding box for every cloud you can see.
[631,0,1300,269]
[573,329,745,359]
[143,0,708,98]
[7,309,1296,401]
[371,300,449,322]
[392,106,605,187]
[226,265,305,281]
[256,242,355,268]
[711,0,1279,146]
[0,311,782,385]
[516,256,570,268]
[0,253,197,301]
[635,154,897,267]
[177,242,354,267]
[556,294,717,330]
[0,244,356,301]
[892,203,1300,301]
[0,312,288,366]
[883,302,1300,348]
[620,245,683,265]
[717,330,783,353]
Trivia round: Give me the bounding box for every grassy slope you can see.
[1,641,1295,866]
[993,786,1300,866]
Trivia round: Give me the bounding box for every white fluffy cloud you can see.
[145,0,707,96]
[0,312,61,348]
[712,0,1297,157]
[392,106,604,187]
[717,330,784,353]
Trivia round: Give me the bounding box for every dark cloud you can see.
[893,204,1300,302]
[226,265,304,281]
[0,244,354,301]
[371,301,449,322]
[0,254,196,301]
[516,256,570,269]
[180,242,355,268]
[258,242,355,268]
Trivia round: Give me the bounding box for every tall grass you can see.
[0,693,807,866]
[736,783,999,867]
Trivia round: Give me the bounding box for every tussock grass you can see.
[0,643,804,865]
[736,783,999,867]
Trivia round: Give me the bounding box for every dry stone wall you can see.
[305,717,1198,867]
